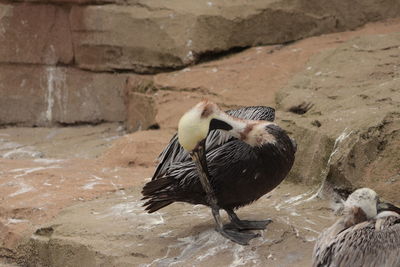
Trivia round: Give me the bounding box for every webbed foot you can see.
[223,219,272,230]
[216,227,260,245]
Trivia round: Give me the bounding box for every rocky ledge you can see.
[0,19,399,266]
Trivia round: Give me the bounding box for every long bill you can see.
[377,200,400,214]
[190,139,219,209]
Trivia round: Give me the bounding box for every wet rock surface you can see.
[20,183,334,267]
[0,127,168,264]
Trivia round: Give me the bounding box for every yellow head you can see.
[178,101,218,151]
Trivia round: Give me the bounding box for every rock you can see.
[152,19,400,128]
[324,112,400,202]
[0,123,124,159]
[2,18,400,266]
[99,129,173,168]
[0,127,158,254]
[278,116,334,185]
[17,183,334,267]
[0,3,73,65]
[277,32,400,202]
[124,76,158,132]
[20,0,125,4]
[70,4,191,73]
[2,1,400,127]
[126,92,157,132]
[0,66,126,126]
[70,0,400,73]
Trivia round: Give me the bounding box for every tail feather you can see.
[144,200,174,213]
[141,177,176,213]
[142,177,173,196]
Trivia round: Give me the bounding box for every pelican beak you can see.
[190,139,218,206]
[377,199,400,214]
[190,139,210,179]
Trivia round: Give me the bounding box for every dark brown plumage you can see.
[142,106,295,212]
[141,103,296,245]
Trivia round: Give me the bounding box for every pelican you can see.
[142,100,296,245]
[312,188,400,267]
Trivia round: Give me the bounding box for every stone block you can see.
[0,3,73,64]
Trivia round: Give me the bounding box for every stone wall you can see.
[1,0,400,126]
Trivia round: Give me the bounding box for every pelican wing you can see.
[313,215,400,267]
[152,106,275,180]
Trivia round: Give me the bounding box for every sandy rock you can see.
[18,0,129,3]
[18,183,334,267]
[70,0,400,73]
[70,4,191,73]
[126,92,157,132]
[99,129,173,168]
[0,66,126,126]
[124,76,158,132]
[0,3,72,65]
[0,65,46,126]
[0,125,169,257]
[279,117,334,185]
[277,32,400,203]
[2,0,400,128]
[55,68,127,125]
[0,126,178,263]
[0,123,124,159]
[152,19,400,128]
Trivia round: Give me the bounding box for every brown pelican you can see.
[142,100,296,245]
[312,188,400,267]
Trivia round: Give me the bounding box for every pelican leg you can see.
[190,142,259,245]
[212,207,260,245]
[224,209,272,230]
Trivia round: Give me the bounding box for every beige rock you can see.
[0,65,48,125]
[0,66,127,126]
[2,0,400,129]
[277,32,400,202]
[70,0,400,73]
[70,4,189,73]
[125,92,157,132]
[52,68,127,125]
[18,183,334,267]
[152,19,400,128]
[0,123,124,159]
[99,129,173,167]
[279,117,334,185]
[124,75,158,132]
[21,0,126,4]
[0,3,72,65]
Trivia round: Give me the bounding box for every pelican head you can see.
[178,101,232,151]
[345,188,378,219]
[177,100,236,209]
[177,100,279,211]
